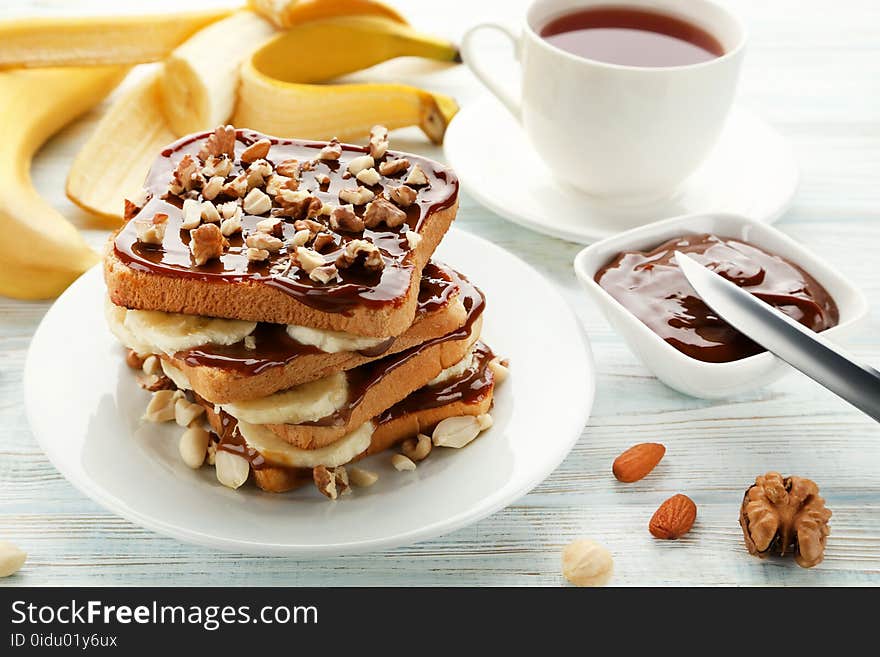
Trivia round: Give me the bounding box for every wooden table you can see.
[1,0,878,586]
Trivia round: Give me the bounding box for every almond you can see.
[649,494,697,539]
[612,442,665,482]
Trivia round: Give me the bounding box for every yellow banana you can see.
[67,71,176,223]
[251,15,460,84]
[0,10,231,68]
[235,58,458,143]
[0,67,127,300]
[248,0,406,28]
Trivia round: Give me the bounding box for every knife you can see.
[674,251,880,422]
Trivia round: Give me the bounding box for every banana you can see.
[66,71,176,222]
[248,0,406,28]
[237,420,374,468]
[251,15,459,84]
[105,298,154,355]
[0,10,230,68]
[0,66,126,300]
[223,372,348,425]
[285,324,388,353]
[236,59,458,143]
[116,305,257,355]
[159,11,278,136]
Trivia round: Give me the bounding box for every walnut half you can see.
[740,472,832,568]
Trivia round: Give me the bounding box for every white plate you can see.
[444,97,799,244]
[24,228,594,556]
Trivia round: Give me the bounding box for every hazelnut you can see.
[317,139,342,161]
[379,157,409,176]
[134,213,168,245]
[387,184,417,208]
[562,539,613,587]
[363,196,407,229]
[405,164,428,186]
[0,541,27,578]
[329,204,364,232]
[339,185,375,206]
[335,238,384,271]
[240,137,271,163]
[347,154,374,175]
[189,223,227,265]
[401,433,432,462]
[243,187,272,215]
[198,124,235,160]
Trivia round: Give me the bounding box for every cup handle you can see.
[460,22,522,121]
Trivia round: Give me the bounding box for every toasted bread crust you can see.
[104,200,457,336]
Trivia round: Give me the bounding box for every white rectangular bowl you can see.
[574,213,868,398]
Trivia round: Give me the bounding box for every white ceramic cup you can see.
[461,0,747,200]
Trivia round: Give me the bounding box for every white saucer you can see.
[444,97,799,243]
[24,228,595,557]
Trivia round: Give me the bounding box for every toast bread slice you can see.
[105,126,459,336]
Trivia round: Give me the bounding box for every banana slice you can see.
[160,361,192,391]
[237,420,373,469]
[121,306,256,355]
[104,297,153,355]
[427,344,476,386]
[285,324,389,354]
[223,372,348,425]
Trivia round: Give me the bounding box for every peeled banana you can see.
[223,372,348,425]
[0,66,126,300]
[66,71,176,222]
[237,420,373,468]
[236,59,459,143]
[0,10,230,68]
[251,15,460,84]
[248,0,406,28]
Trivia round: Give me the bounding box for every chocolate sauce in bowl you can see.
[594,234,839,362]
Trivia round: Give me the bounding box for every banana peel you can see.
[0,10,231,68]
[248,0,406,28]
[0,66,127,300]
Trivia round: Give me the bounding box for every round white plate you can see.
[444,97,799,244]
[24,228,594,556]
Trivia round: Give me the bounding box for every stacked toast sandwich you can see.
[104,125,507,499]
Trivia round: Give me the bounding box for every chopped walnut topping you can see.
[368,125,389,159]
[339,185,375,206]
[294,246,324,273]
[336,238,384,271]
[169,154,202,195]
[202,155,233,178]
[200,200,220,223]
[221,174,248,199]
[329,204,364,232]
[347,154,374,175]
[124,199,140,221]
[294,219,325,234]
[247,247,270,262]
[275,189,322,219]
[363,196,406,229]
[286,228,312,249]
[135,213,168,245]
[124,188,150,219]
[275,159,300,178]
[312,232,336,253]
[217,200,241,220]
[202,175,224,201]
[405,230,422,249]
[180,198,202,230]
[264,174,290,197]
[379,157,409,176]
[189,223,227,265]
[313,465,350,499]
[317,139,342,161]
[245,231,283,252]
[315,173,331,188]
[387,184,417,207]
[246,159,273,189]
[310,264,339,284]
[255,217,281,235]
[198,125,235,160]
[241,138,271,163]
[405,164,428,186]
[356,167,381,186]
[300,160,316,172]
[220,214,242,236]
[243,188,272,215]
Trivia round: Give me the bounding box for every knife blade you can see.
[674,250,880,422]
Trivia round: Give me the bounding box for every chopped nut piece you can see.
[432,415,482,448]
[124,188,150,219]
[221,174,248,199]
[243,188,272,215]
[142,355,161,376]
[126,349,147,370]
[169,154,202,195]
[202,175,224,200]
[246,159,273,189]
[286,228,312,248]
[347,154,374,175]
[179,425,210,469]
[336,238,384,271]
[313,465,350,499]
[276,189,322,219]
[363,196,406,228]
[740,472,832,568]
[202,155,232,178]
[217,200,241,220]
[338,185,375,205]
[317,139,342,161]
[405,164,428,186]
[174,397,205,427]
[488,357,509,384]
[245,231,283,252]
[295,246,324,273]
[348,466,378,488]
[180,198,202,229]
[220,214,242,237]
[241,137,271,163]
[329,204,364,232]
[134,213,168,245]
[300,160,316,172]
[356,167,381,186]
[255,217,281,235]
[200,200,220,223]
[244,335,257,350]
[137,373,174,392]
[387,184,417,207]
[275,158,300,178]
[379,157,409,176]
[310,264,339,284]
[198,124,235,160]
[312,232,336,252]
[247,247,270,262]
[123,199,139,221]
[264,173,290,197]
[401,433,432,462]
[294,219,325,234]
[215,450,250,489]
[144,389,183,422]
[562,539,614,587]
[189,223,227,265]
[405,230,422,249]
[391,454,416,471]
[368,125,389,159]
[206,438,217,466]
[315,173,331,188]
